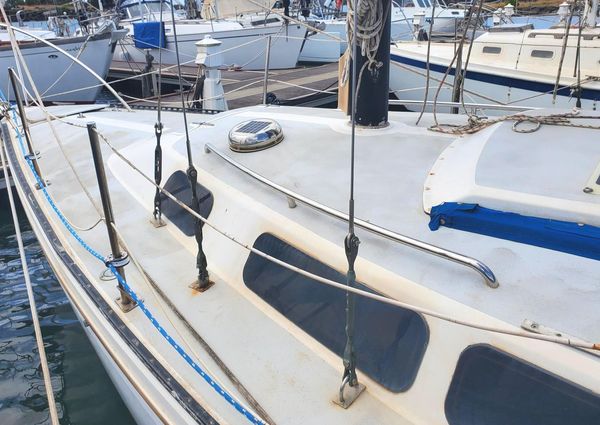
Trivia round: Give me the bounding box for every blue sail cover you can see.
[429,203,600,260]
[133,22,166,49]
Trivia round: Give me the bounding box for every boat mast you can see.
[349,0,391,127]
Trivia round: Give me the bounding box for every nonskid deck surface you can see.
[14,103,600,424]
[19,105,415,424]
[175,105,600,342]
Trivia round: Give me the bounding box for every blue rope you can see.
[5,104,266,425]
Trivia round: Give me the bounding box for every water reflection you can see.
[0,194,136,425]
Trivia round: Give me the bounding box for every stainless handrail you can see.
[205,143,498,288]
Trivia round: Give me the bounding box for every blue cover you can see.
[133,22,166,49]
[429,202,600,260]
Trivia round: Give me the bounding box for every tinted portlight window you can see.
[531,49,554,58]
[483,46,501,54]
[243,233,429,392]
[445,345,600,425]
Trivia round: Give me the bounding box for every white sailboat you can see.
[114,0,307,70]
[0,23,126,103]
[389,1,600,111]
[3,0,600,423]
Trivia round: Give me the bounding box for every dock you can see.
[108,61,339,109]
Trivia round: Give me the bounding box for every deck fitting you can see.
[115,296,138,313]
[150,217,167,228]
[189,279,215,293]
[333,382,366,409]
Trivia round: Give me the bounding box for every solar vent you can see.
[229,118,284,153]
[237,120,271,134]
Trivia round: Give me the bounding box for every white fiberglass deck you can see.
[13,104,600,425]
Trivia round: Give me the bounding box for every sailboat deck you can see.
[14,104,600,424]
[179,105,600,343]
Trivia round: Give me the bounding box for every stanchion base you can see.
[333,383,366,409]
[150,217,166,228]
[116,297,138,313]
[189,279,215,293]
[35,180,50,190]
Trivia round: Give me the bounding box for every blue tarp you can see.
[429,202,600,260]
[133,22,166,49]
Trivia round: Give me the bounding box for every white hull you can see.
[1,33,117,103]
[389,57,600,112]
[389,26,600,112]
[116,22,307,70]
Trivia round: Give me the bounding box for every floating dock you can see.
[108,61,339,109]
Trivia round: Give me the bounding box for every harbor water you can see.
[0,192,135,425]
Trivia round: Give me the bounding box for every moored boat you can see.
[389,1,600,112]
[114,0,307,71]
[0,24,126,103]
[2,0,600,423]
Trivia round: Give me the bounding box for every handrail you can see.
[204,143,498,288]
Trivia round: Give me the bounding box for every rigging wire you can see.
[430,0,479,125]
[341,0,362,395]
[553,1,577,103]
[458,0,485,117]
[415,0,436,125]
[574,6,584,108]
[167,0,210,289]
[153,0,165,223]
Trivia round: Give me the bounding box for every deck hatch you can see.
[243,233,429,393]
[445,344,600,425]
[160,170,213,236]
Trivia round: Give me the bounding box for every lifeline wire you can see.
[5,105,267,425]
[0,139,60,425]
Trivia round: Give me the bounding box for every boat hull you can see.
[116,23,307,70]
[389,53,600,112]
[0,32,117,103]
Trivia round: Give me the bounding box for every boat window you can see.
[243,233,429,393]
[531,49,554,58]
[122,1,169,19]
[250,18,281,26]
[445,344,600,425]
[482,46,501,54]
[159,170,213,236]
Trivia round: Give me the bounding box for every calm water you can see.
[0,190,136,425]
